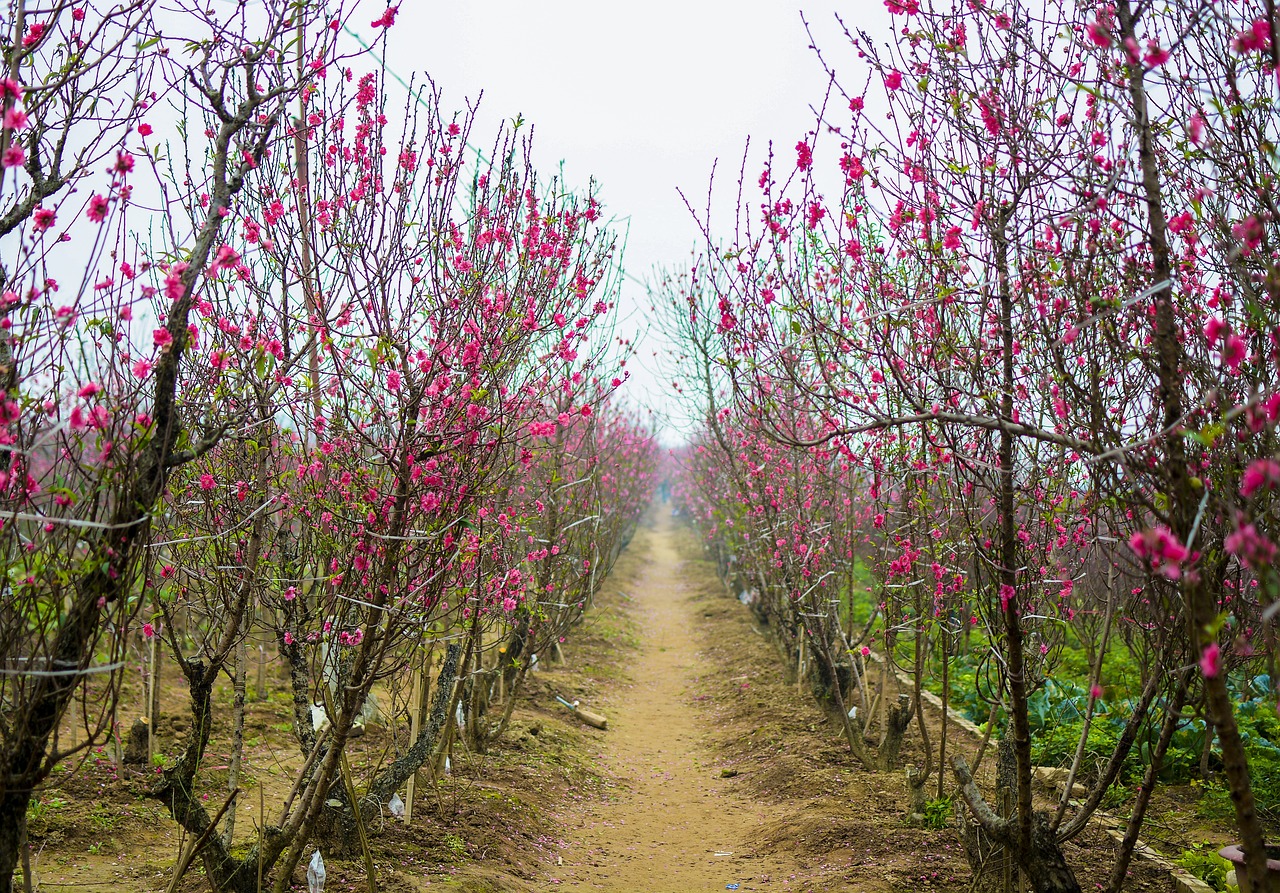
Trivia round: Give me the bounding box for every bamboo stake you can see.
[404,653,428,824]
[339,749,377,893]
[146,630,159,764]
[164,788,239,893]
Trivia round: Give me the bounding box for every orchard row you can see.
[663,3,1280,892]
[0,2,656,890]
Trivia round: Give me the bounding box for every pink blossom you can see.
[77,382,101,398]
[860,646,871,657]
[164,262,188,301]
[1204,316,1227,346]
[22,22,46,47]
[370,4,399,27]
[1241,459,1280,497]
[284,631,294,645]
[1222,333,1248,372]
[1225,523,1277,569]
[999,583,1015,611]
[387,370,401,391]
[2,145,24,168]
[138,123,152,137]
[86,193,109,222]
[885,70,904,91]
[3,107,28,130]
[1090,684,1103,700]
[199,473,215,490]
[32,208,54,231]
[1129,526,1189,579]
[1189,114,1204,146]
[1085,20,1111,47]
[1143,41,1170,67]
[1232,18,1272,54]
[795,140,813,171]
[152,327,173,348]
[142,622,154,639]
[1199,642,1221,678]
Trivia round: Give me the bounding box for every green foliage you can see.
[1194,780,1236,823]
[25,794,67,831]
[1175,843,1232,892]
[922,796,952,830]
[1030,719,1141,783]
[89,802,120,832]
[443,832,466,857]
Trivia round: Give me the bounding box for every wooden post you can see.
[403,654,429,824]
[146,630,159,764]
[796,635,806,691]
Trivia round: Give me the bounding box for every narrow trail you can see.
[548,510,800,892]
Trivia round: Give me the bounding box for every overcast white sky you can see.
[375,2,894,440]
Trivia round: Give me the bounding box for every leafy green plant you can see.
[89,803,119,832]
[922,796,952,830]
[25,795,67,830]
[443,832,466,857]
[1193,780,1236,823]
[1175,843,1232,892]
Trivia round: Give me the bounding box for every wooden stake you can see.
[404,654,428,824]
[146,631,159,764]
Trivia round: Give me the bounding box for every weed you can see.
[442,832,466,857]
[922,796,952,830]
[1175,842,1232,892]
[89,803,119,832]
[25,795,67,829]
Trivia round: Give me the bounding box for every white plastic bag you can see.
[307,849,326,893]
[388,792,405,817]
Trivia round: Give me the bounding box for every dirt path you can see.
[546,511,800,892]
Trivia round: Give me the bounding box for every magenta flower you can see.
[795,140,813,171]
[1221,333,1247,372]
[370,4,398,27]
[86,193,109,222]
[1129,525,1189,579]
[1199,642,1221,678]
[3,107,28,130]
[1225,523,1276,569]
[885,70,903,91]
[1241,459,1280,497]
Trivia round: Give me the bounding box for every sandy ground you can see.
[545,511,816,892]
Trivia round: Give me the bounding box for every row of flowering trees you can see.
[666,1,1280,891]
[0,0,655,889]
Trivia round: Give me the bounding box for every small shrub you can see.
[1193,780,1236,823]
[922,796,952,830]
[1175,843,1232,892]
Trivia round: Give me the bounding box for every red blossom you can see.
[370,5,399,28]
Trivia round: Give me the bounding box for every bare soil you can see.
[23,507,1189,892]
